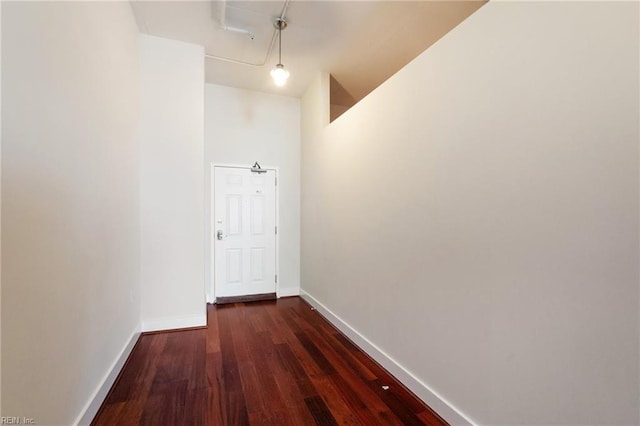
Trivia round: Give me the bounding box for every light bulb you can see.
[270,64,290,87]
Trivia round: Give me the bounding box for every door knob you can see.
[217,230,224,240]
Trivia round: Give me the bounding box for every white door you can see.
[213,166,276,298]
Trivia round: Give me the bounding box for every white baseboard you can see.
[300,289,476,426]
[277,286,300,297]
[141,313,206,332]
[74,326,141,425]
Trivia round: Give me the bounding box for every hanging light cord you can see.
[278,23,282,65]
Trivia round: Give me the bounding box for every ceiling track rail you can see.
[205,0,290,67]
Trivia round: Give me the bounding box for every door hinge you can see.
[275,226,278,235]
[275,274,278,283]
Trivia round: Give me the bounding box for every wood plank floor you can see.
[92,297,448,425]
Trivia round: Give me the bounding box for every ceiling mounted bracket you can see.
[273,17,288,31]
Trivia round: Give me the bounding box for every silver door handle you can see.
[216,230,224,240]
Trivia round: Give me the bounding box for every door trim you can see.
[210,163,280,302]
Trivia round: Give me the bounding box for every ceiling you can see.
[131,1,486,99]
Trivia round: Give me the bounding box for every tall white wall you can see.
[1,2,141,424]
[1,1,4,414]
[205,84,300,300]
[301,2,639,425]
[139,35,206,331]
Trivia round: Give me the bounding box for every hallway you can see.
[92,297,446,425]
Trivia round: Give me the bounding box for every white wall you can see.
[2,2,141,424]
[301,2,639,425]
[139,35,206,331]
[1,1,3,414]
[205,84,300,301]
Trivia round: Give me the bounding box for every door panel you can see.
[251,196,265,235]
[250,248,265,281]
[227,195,242,235]
[226,249,242,284]
[214,167,276,298]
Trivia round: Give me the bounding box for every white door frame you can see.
[210,163,280,302]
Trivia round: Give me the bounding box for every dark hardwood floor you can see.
[92,297,448,425]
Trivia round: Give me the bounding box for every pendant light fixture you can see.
[270,17,289,87]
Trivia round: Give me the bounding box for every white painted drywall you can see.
[301,2,639,425]
[139,35,206,331]
[205,84,300,301]
[1,1,3,414]
[1,2,141,424]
